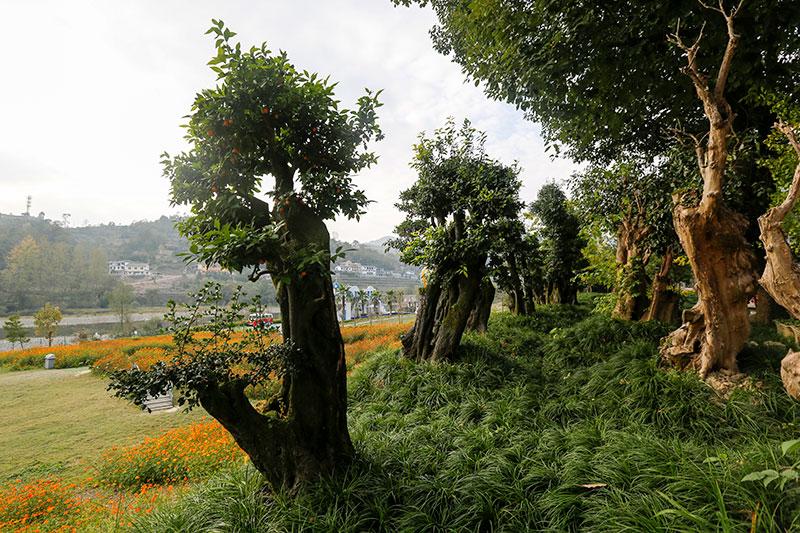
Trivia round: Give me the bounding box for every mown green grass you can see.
[0,367,205,482]
[131,308,800,532]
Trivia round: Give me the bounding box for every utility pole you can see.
[25,195,31,216]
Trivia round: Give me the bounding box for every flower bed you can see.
[98,420,244,489]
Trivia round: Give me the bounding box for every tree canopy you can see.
[392,0,800,163]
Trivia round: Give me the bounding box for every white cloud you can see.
[0,0,577,241]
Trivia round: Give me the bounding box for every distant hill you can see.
[0,213,416,278]
[70,216,190,274]
[0,213,67,270]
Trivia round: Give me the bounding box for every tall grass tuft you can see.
[130,310,800,531]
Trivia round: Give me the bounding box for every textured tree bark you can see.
[642,248,679,323]
[758,123,800,319]
[506,255,528,315]
[612,222,651,321]
[661,202,757,376]
[403,261,484,362]
[757,123,800,400]
[203,198,352,491]
[467,279,495,333]
[521,269,537,314]
[660,6,758,377]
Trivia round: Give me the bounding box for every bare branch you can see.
[769,121,800,222]
[713,0,743,100]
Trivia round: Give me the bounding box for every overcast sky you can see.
[0,0,577,242]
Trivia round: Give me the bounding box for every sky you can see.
[0,0,577,242]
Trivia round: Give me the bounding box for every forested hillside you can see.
[0,213,417,314]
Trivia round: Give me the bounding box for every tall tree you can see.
[34,304,62,347]
[109,21,383,490]
[385,289,398,314]
[393,0,800,375]
[108,283,135,334]
[335,283,352,320]
[571,161,678,321]
[487,219,539,314]
[659,4,757,376]
[391,118,522,361]
[529,184,585,305]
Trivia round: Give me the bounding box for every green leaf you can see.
[781,439,800,456]
[741,471,768,482]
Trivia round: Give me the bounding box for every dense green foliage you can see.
[529,184,585,304]
[0,234,113,313]
[392,0,800,164]
[390,118,522,278]
[164,20,382,276]
[129,310,800,531]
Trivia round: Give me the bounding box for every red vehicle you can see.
[248,312,274,328]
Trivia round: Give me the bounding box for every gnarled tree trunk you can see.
[200,200,352,490]
[612,221,651,321]
[403,261,484,362]
[759,123,800,319]
[467,278,495,333]
[660,7,758,377]
[642,248,679,323]
[506,255,528,315]
[757,123,800,399]
[661,204,756,375]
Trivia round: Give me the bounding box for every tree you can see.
[391,118,522,361]
[487,218,538,315]
[371,290,383,316]
[335,283,352,320]
[571,161,679,321]
[529,184,585,305]
[757,114,800,398]
[356,289,369,317]
[397,0,800,375]
[659,5,758,376]
[385,289,398,314]
[34,303,62,347]
[3,315,28,349]
[108,283,135,334]
[109,20,383,490]
[759,117,800,319]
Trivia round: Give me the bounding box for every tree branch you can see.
[769,122,800,222]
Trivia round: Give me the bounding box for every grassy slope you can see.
[133,308,800,532]
[0,367,205,482]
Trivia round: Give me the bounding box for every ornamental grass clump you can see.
[131,311,800,532]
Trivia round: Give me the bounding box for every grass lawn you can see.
[0,367,206,482]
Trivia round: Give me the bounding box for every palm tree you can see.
[356,289,369,317]
[385,289,397,314]
[371,290,383,316]
[335,284,351,321]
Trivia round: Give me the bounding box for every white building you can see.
[109,260,151,277]
[360,265,378,276]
